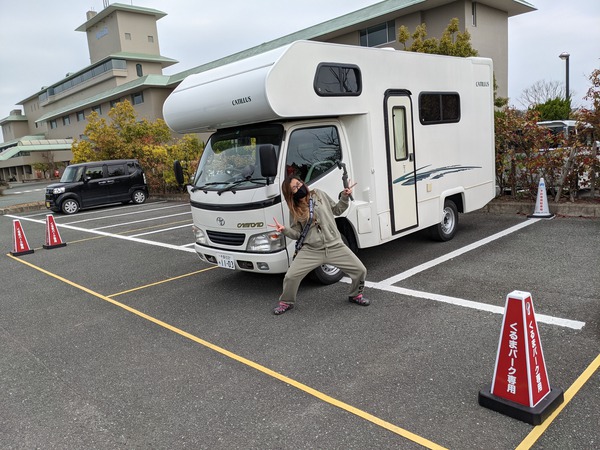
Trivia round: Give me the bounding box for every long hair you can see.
[282,175,310,222]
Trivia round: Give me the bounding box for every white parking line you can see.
[380,219,541,286]
[6,214,196,253]
[65,203,189,224]
[129,223,192,237]
[93,212,191,230]
[363,281,585,330]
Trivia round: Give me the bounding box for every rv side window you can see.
[286,126,342,183]
[314,64,362,96]
[418,92,460,125]
[392,107,408,161]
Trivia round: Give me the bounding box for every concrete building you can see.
[0,0,535,182]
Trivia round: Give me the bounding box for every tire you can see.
[61,198,80,215]
[132,190,147,204]
[310,263,344,285]
[430,199,458,241]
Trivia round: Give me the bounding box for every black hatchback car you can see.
[45,159,149,214]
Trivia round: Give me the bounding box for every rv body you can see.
[163,40,495,279]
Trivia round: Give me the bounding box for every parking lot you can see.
[1,199,598,449]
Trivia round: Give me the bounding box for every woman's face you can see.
[290,179,308,202]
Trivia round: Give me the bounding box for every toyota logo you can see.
[216,217,225,226]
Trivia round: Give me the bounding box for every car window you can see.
[85,166,104,180]
[107,164,126,177]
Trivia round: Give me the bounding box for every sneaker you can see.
[273,301,294,315]
[349,294,370,306]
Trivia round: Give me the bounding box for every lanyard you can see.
[295,197,314,254]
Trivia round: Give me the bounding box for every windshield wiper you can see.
[216,178,266,195]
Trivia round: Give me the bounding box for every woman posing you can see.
[269,176,370,315]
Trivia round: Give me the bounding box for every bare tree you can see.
[518,80,565,108]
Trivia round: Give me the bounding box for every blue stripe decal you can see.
[393,165,481,186]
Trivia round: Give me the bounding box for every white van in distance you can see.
[163,40,495,283]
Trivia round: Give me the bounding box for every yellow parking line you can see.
[516,353,600,450]
[107,267,217,297]
[7,253,446,450]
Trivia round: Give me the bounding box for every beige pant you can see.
[279,242,366,304]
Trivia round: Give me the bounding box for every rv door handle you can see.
[409,153,414,162]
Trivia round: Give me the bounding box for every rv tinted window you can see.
[418,93,461,125]
[314,64,361,96]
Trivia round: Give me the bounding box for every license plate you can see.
[45,201,51,208]
[216,253,236,270]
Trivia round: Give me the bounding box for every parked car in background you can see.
[45,159,149,214]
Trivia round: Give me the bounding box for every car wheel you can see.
[61,198,80,215]
[132,190,147,204]
[430,199,458,241]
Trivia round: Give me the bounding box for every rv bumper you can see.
[194,244,290,274]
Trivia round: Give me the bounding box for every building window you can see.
[62,115,71,126]
[148,35,154,43]
[359,20,396,47]
[49,120,57,129]
[418,92,461,125]
[125,32,131,40]
[92,105,102,115]
[77,111,85,121]
[472,2,478,27]
[110,100,120,109]
[131,92,144,105]
[314,64,362,96]
[136,63,143,77]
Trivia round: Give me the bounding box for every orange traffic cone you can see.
[528,177,554,219]
[43,214,67,249]
[10,219,34,256]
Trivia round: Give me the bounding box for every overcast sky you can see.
[1,0,599,142]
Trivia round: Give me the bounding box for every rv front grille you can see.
[207,230,245,246]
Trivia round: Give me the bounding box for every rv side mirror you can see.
[259,144,277,182]
[173,160,185,186]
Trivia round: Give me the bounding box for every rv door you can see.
[385,91,418,233]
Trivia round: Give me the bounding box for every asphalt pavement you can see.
[0,196,598,449]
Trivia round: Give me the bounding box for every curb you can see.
[483,200,600,218]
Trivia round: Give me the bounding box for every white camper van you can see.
[163,40,495,284]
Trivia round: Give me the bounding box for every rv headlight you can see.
[192,226,208,245]
[247,231,285,253]
[52,187,65,194]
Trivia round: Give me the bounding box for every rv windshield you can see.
[193,124,283,190]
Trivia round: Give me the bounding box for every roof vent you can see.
[86,10,97,20]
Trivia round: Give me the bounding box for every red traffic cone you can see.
[10,219,34,256]
[479,291,563,425]
[528,177,554,219]
[43,214,67,249]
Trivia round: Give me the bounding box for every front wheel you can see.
[61,198,80,215]
[430,199,458,241]
[132,190,147,204]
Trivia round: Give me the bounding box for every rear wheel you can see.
[309,227,356,285]
[132,190,147,204]
[430,199,458,241]
[61,198,80,215]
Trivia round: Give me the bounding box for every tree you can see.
[398,18,478,57]
[72,101,203,193]
[530,97,571,121]
[519,80,566,108]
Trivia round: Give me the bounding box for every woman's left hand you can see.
[343,181,357,197]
